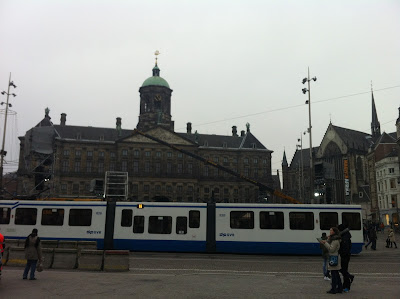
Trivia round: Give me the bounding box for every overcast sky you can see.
[1,0,399,177]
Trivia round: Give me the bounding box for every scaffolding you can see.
[104,171,128,201]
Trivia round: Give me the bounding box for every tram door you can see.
[206,202,216,253]
[104,201,116,250]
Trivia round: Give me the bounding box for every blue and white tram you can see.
[214,203,363,255]
[0,200,363,255]
[0,200,107,248]
[113,202,208,252]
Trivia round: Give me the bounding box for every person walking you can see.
[386,228,391,248]
[320,232,330,281]
[388,229,398,248]
[365,226,377,250]
[320,227,343,294]
[363,225,368,243]
[23,228,42,280]
[338,224,355,293]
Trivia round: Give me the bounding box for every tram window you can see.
[289,212,314,230]
[230,211,254,229]
[260,211,284,229]
[319,212,338,230]
[148,216,172,234]
[176,216,187,234]
[189,210,200,228]
[0,208,11,224]
[15,208,37,225]
[69,209,92,226]
[121,209,133,227]
[342,213,361,230]
[41,209,64,226]
[133,216,144,233]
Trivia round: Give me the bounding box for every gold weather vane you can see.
[155,50,160,66]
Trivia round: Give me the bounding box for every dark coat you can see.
[24,234,42,261]
[339,228,352,256]
[368,228,377,240]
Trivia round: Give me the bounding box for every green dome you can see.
[142,76,170,88]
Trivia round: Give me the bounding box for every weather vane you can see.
[155,50,160,65]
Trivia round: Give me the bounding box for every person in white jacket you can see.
[320,227,343,294]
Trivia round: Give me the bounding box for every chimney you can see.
[241,130,245,137]
[60,113,67,126]
[187,122,192,134]
[232,126,238,137]
[116,117,122,136]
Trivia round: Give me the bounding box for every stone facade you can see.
[16,62,277,203]
[376,152,399,226]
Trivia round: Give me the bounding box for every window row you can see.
[60,160,270,177]
[377,168,396,177]
[0,208,92,226]
[62,149,268,165]
[230,211,361,230]
[120,210,200,234]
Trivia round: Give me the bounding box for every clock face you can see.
[155,94,162,102]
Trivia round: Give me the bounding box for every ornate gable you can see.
[316,124,347,158]
[119,127,195,146]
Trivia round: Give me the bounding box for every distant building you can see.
[282,90,399,221]
[16,60,277,202]
[375,148,399,226]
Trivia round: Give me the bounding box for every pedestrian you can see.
[0,231,5,278]
[365,226,377,250]
[23,228,42,280]
[386,228,391,248]
[338,224,355,293]
[363,225,368,243]
[380,222,384,234]
[320,232,330,281]
[388,229,398,248]
[320,227,343,294]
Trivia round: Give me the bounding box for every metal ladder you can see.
[104,171,128,201]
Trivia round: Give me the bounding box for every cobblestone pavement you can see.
[1,235,399,298]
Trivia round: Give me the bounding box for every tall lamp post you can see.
[297,131,306,202]
[0,73,17,198]
[302,68,317,203]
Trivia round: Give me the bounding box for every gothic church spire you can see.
[371,86,381,141]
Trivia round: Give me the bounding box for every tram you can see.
[0,200,363,255]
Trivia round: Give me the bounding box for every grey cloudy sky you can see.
[1,0,399,176]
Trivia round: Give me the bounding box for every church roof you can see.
[290,147,319,168]
[331,125,371,151]
[177,131,271,151]
[53,125,132,142]
[30,118,271,152]
[141,65,170,88]
[35,115,53,127]
[373,131,397,146]
[142,76,170,88]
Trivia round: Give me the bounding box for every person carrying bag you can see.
[319,227,343,294]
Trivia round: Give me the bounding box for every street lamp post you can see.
[0,73,17,198]
[302,68,317,204]
[297,131,306,202]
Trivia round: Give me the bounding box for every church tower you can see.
[371,89,381,141]
[137,52,174,131]
[281,150,289,191]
